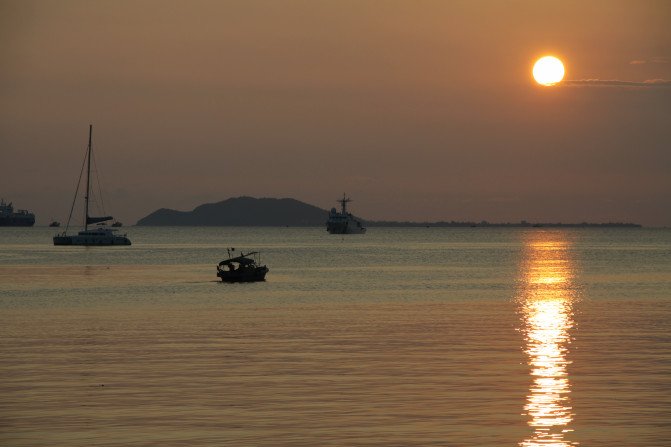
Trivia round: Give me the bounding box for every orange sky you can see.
[1,0,670,225]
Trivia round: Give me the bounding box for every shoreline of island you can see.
[133,197,642,228]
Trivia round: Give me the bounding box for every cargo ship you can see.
[0,199,35,226]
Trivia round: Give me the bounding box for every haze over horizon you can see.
[2,0,670,226]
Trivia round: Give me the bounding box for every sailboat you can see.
[53,125,131,246]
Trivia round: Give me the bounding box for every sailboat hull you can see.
[53,229,131,246]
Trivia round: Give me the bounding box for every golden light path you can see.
[518,235,579,447]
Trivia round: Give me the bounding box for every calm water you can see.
[1,227,670,446]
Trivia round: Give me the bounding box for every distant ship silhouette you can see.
[326,193,366,234]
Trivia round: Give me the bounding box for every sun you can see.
[533,56,565,86]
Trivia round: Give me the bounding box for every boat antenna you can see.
[84,124,93,230]
[338,193,351,214]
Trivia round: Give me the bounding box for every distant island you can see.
[135,196,641,227]
[136,197,329,226]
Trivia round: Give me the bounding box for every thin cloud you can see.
[629,57,669,65]
[564,79,671,87]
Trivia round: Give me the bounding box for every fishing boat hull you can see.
[217,266,269,283]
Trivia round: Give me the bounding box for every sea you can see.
[1,226,669,447]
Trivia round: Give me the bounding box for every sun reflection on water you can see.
[519,237,579,447]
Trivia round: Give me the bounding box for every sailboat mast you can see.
[84,124,92,230]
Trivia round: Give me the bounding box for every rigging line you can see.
[64,145,89,234]
[91,149,107,215]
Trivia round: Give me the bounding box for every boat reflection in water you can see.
[518,233,580,447]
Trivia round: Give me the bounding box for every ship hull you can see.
[326,222,366,234]
[0,217,35,227]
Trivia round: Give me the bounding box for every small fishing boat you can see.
[217,249,268,283]
[49,220,61,227]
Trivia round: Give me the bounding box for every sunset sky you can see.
[2,0,670,226]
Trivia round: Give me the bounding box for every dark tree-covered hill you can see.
[136,196,330,226]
